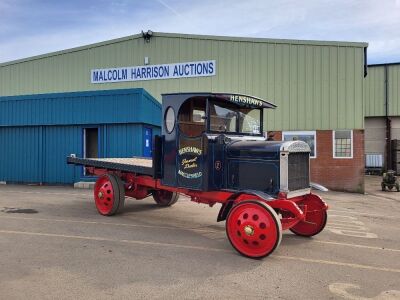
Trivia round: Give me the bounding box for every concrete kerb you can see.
[73,182,95,189]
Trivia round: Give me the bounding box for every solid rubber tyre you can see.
[226,200,282,259]
[94,174,125,216]
[152,190,179,207]
[290,194,327,237]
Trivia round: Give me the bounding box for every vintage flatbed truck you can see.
[67,92,328,258]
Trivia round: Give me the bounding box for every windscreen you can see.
[209,101,261,135]
[239,108,261,134]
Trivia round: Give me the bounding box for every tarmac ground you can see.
[0,176,399,299]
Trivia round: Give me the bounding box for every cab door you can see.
[176,97,206,190]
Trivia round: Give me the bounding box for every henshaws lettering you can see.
[178,147,202,156]
[229,95,263,107]
[91,60,215,83]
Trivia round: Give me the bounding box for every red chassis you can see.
[88,166,328,259]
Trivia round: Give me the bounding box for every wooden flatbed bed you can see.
[67,156,153,176]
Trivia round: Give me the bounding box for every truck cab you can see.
[157,93,311,198]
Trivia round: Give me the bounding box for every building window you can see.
[333,130,353,158]
[282,131,316,158]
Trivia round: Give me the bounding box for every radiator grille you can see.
[288,153,310,191]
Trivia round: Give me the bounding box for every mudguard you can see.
[217,190,275,222]
[310,182,329,192]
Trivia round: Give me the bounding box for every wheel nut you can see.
[244,225,255,236]
[98,192,103,199]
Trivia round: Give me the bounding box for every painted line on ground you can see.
[295,239,400,253]
[2,215,399,253]
[0,229,229,253]
[367,193,400,203]
[0,190,92,197]
[0,229,399,274]
[329,210,398,219]
[323,193,397,203]
[273,255,400,274]
[0,215,222,233]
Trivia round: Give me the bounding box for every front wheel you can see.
[290,194,327,237]
[152,190,179,207]
[226,200,282,259]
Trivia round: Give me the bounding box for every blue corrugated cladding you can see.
[0,126,42,182]
[43,125,82,183]
[0,88,161,127]
[0,89,161,184]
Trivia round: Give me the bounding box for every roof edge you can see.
[368,62,400,67]
[0,88,151,102]
[0,31,368,67]
[156,32,368,47]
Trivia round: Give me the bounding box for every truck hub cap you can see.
[244,225,255,236]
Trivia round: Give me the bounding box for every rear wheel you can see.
[152,190,179,207]
[226,200,282,259]
[290,194,327,237]
[94,174,125,216]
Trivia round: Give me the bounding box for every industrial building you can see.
[0,32,370,191]
[0,89,161,184]
[364,63,400,174]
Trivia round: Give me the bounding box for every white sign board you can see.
[91,60,216,84]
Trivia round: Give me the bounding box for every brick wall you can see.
[268,130,365,193]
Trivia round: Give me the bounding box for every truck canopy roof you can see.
[162,92,276,109]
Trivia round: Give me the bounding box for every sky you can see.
[0,0,399,64]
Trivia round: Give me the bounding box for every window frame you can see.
[208,100,239,134]
[177,97,208,137]
[282,130,317,159]
[333,130,353,159]
[207,99,263,136]
[164,106,176,134]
